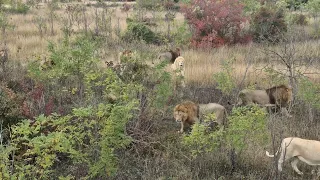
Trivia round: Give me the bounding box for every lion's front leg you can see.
[179,122,184,133]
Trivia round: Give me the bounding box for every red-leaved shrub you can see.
[181,0,251,48]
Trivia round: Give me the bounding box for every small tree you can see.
[182,0,251,48]
[304,0,320,32]
[251,7,287,43]
[47,0,59,36]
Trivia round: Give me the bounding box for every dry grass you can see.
[2,2,320,87]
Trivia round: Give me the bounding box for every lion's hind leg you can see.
[291,158,303,175]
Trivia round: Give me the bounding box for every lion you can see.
[238,84,292,117]
[266,84,293,108]
[199,103,228,128]
[173,100,200,133]
[157,47,181,64]
[266,137,320,176]
[171,56,186,90]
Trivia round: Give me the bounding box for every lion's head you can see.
[174,56,185,70]
[173,101,199,123]
[173,107,188,123]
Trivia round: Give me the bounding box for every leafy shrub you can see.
[226,105,269,152]
[172,21,192,47]
[289,13,308,25]
[136,0,162,10]
[182,0,251,48]
[163,0,180,10]
[213,58,236,96]
[9,2,30,14]
[0,84,24,128]
[122,21,163,44]
[297,77,320,109]
[183,122,225,157]
[251,7,287,43]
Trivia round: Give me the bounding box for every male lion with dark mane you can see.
[238,84,292,117]
[157,47,181,64]
[173,101,199,133]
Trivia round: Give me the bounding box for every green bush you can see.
[213,58,236,96]
[136,0,162,9]
[9,3,30,14]
[226,105,269,152]
[251,7,287,42]
[289,13,308,25]
[0,84,24,128]
[122,21,163,44]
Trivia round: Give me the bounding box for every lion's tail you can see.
[266,150,278,157]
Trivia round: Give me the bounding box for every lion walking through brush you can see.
[173,101,228,133]
[238,84,293,117]
[173,101,200,133]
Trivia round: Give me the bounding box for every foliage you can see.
[281,0,308,10]
[0,11,14,32]
[0,84,24,127]
[288,13,308,25]
[181,0,251,48]
[297,77,320,109]
[263,67,288,85]
[213,58,236,96]
[27,35,101,115]
[151,61,174,108]
[122,21,163,44]
[251,7,287,43]
[225,105,269,152]
[240,0,261,16]
[183,122,225,157]
[8,2,30,14]
[1,59,142,178]
[0,144,14,179]
[136,0,162,10]
[305,0,320,17]
[172,21,192,47]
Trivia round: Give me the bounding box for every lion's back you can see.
[239,89,269,105]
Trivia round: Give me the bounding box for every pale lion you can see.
[266,137,320,176]
[238,85,292,117]
[199,103,228,127]
[173,101,199,133]
[171,56,186,89]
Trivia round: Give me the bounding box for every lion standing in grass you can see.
[171,56,186,90]
[173,101,199,133]
[238,84,293,117]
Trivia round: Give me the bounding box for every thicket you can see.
[182,0,251,48]
[251,7,287,42]
[288,13,308,25]
[122,20,164,44]
[0,32,180,178]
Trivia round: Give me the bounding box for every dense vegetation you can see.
[1,0,320,179]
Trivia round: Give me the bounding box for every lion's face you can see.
[174,110,187,123]
[176,59,184,69]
